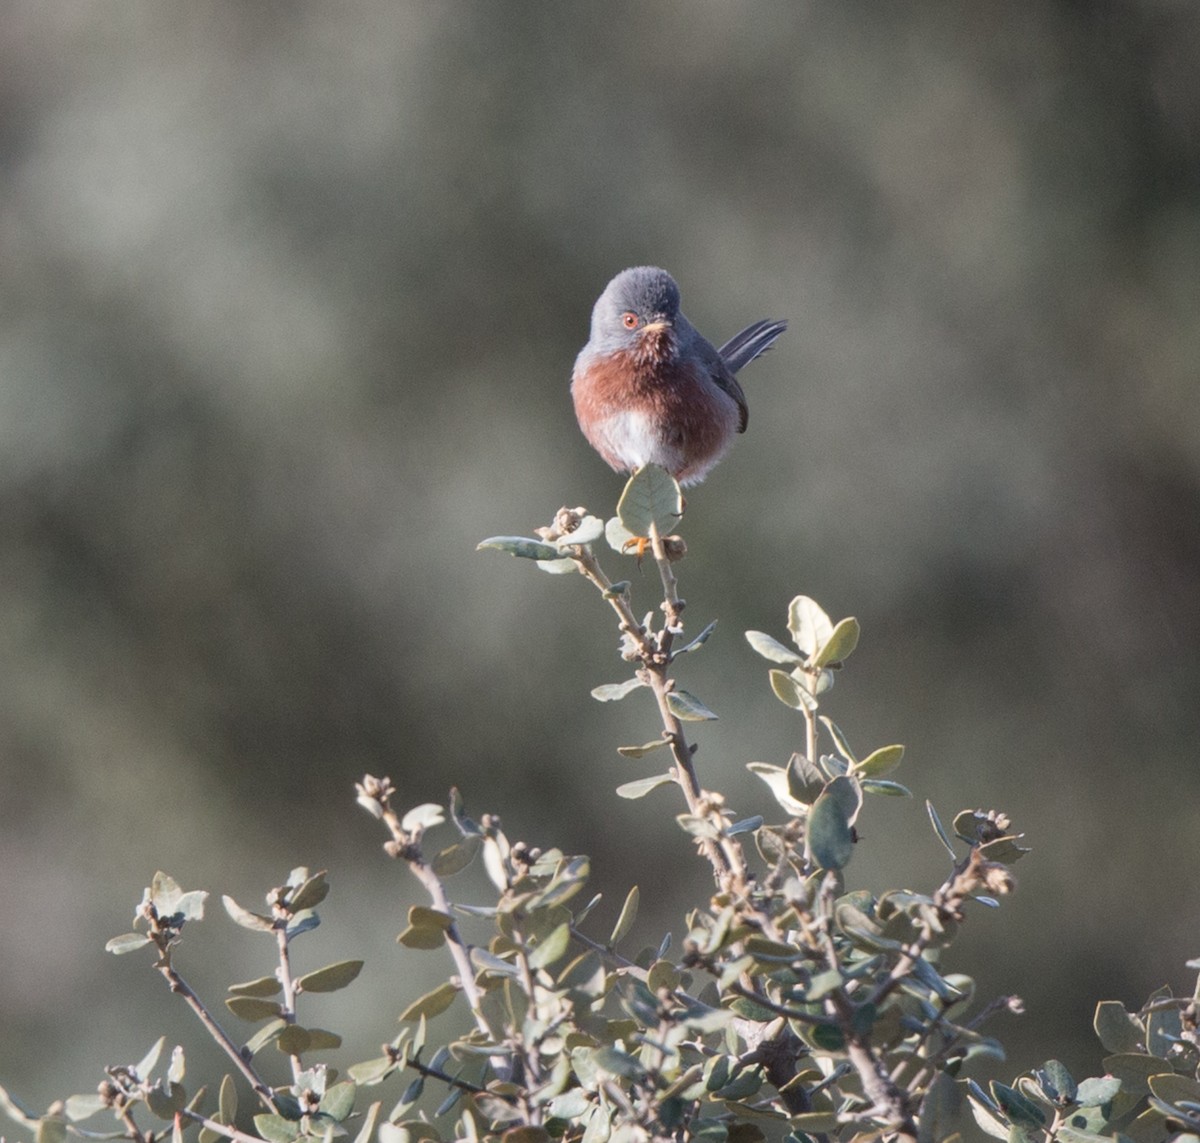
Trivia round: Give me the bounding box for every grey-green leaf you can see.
[744,630,804,665]
[769,669,816,712]
[297,960,364,994]
[616,739,670,758]
[610,886,639,947]
[787,596,833,658]
[590,678,645,702]
[808,777,858,870]
[666,689,718,721]
[222,895,275,932]
[812,616,860,667]
[615,464,682,539]
[615,774,675,800]
[106,932,152,955]
[476,536,562,561]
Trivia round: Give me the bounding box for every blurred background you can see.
[2,0,1199,1112]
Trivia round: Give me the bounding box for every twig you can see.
[154,961,282,1115]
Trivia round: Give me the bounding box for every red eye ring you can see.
[621,312,639,330]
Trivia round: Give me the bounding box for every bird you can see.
[571,266,786,487]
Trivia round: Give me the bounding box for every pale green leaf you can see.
[476,536,561,561]
[615,774,675,799]
[744,629,804,665]
[609,886,639,947]
[666,689,718,721]
[297,960,364,994]
[787,596,833,657]
[616,464,682,538]
[616,738,669,758]
[812,616,860,667]
[590,678,645,702]
[855,744,905,778]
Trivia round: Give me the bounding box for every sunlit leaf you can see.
[431,834,483,877]
[616,739,669,758]
[106,932,152,955]
[590,678,645,702]
[615,774,675,800]
[610,886,639,947]
[225,997,284,1023]
[476,536,561,561]
[744,630,804,665]
[666,689,718,721]
[787,596,833,658]
[227,976,282,998]
[222,896,275,933]
[769,669,816,712]
[855,744,905,778]
[615,464,682,539]
[812,616,860,667]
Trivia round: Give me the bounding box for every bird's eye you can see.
[621,312,639,330]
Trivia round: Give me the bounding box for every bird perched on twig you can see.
[571,266,787,486]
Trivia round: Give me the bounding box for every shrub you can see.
[3,466,1197,1143]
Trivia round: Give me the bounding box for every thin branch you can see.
[154,960,282,1115]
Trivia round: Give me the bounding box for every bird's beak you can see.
[641,319,671,334]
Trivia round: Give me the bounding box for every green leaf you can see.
[301,1028,342,1051]
[476,536,561,561]
[590,678,645,702]
[990,1082,1046,1127]
[918,1072,962,1143]
[615,774,675,800]
[225,996,284,1023]
[860,779,912,797]
[808,777,860,870]
[675,620,717,655]
[106,932,152,955]
[610,887,639,947]
[926,802,958,860]
[768,669,815,711]
[1148,1072,1200,1105]
[744,630,804,665]
[36,1116,68,1143]
[145,1083,186,1121]
[254,1115,301,1143]
[745,761,808,816]
[1094,1001,1144,1054]
[535,557,577,574]
[352,1101,382,1143]
[616,739,669,758]
[64,1095,107,1122]
[288,870,330,912]
[615,464,682,539]
[136,1037,167,1081]
[856,744,905,778]
[666,689,718,721]
[297,960,364,993]
[227,975,282,998]
[812,616,860,667]
[218,1075,237,1125]
[591,1047,647,1080]
[787,596,833,658]
[398,906,454,949]
[527,922,571,971]
[318,1083,356,1123]
[242,1018,286,1057]
[819,717,857,764]
[554,515,605,548]
[222,895,275,932]
[398,981,459,1023]
[286,909,320,938]
[431,834,483,877]
[1101,1053,1164,1095]
[1074,1076,1122,1107]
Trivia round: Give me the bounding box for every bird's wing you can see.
[693,336,750,433]
[717,319,788,375]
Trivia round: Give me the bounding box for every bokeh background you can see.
[3,0,1200,1113]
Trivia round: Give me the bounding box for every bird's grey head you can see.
[589,266,683,354]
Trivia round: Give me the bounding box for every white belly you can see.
[592,409,681,474]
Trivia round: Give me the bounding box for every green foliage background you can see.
[1,0,1199,1110]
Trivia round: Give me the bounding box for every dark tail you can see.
[718,319,788,374]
